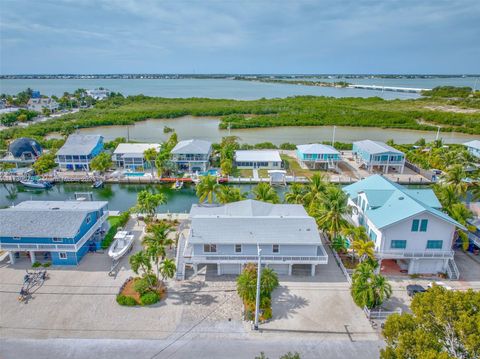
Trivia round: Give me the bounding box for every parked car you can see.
[406,284,426,297]
[427,281,453,291]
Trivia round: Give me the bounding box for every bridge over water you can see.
[348,84,430,93]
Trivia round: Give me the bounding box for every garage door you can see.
[220,263,242,275]
[410,259,445,274]
[268,264,289,276]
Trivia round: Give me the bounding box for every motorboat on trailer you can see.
[107,231,135,261]
[20,179,53,189]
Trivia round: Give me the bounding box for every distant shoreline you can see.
[1,74,479,80]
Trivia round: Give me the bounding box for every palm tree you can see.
[311,186,351,241]
[260,267,279,297]
[143,222,174,281]
[331,236,349,254]
[371,274,392,308]
[252,182,279,204]
[216,185,247,204]
[159,258,176,280]
[352,239,375,263]
[284,183,306,204]
[135,190,167,219]
[303,173,328,207]
[237,263,257,303]
[196,175,220,203]
[434,184,460,210]
[129,250,153,284]
[444,164,467,196]
[143,148,158,176]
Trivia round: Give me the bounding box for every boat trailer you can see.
[18,269,48,302]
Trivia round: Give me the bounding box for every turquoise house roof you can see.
[343,175,465,230]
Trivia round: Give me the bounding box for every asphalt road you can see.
[1,337,384,359]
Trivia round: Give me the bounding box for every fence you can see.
[363,306,402,320]
[405,161,436,182]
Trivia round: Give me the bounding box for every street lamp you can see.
[254,246,262,330]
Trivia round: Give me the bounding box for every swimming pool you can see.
[199,169,219,176]
[125,172,145,177]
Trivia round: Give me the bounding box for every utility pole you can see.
[332,125,336,147]
[435,126,440,141]
[127,126,130,142]
[228,122,231,136]
[254,246,262,330]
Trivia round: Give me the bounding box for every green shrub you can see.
[133,278,151,295]
[140,291,160,305]
[101,210,131,249]
[42,262,51,268]
[32,261,41,268]
[116,294,137,306]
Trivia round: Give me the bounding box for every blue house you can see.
[56,134,104,171]
[352,140,405,174]
[296,143,341,170]
[0,200,109,265]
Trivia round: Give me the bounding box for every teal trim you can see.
[420,219,428,232]
[426,240,443,249]
[391,240,406,249]
[411,219,419,232]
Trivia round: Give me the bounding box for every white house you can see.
[176,200,328,279]
[343,175,464,278]
[170,139,212,173]
[464,140,480,159]
[27,98,59,112]
[235,150,282,169]
[86,88,110,100]
[113,143,161,171]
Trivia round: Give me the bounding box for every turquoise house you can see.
[296,143,341,170]
[352,140,405,174]
[0,200,109,265]
[56,134,104,171]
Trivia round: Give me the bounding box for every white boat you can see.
[20,180,52,189]
[107,232,135,261]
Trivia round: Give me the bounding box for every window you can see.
[203,244,217,253]
[272,245,279,253]
[13,236,21,240]
[369,231,377,241]
[52,237,62,243]
[86,215,91,224]
[411,219,420,232]
[235,244,242,253]
[391,240,407,249]
[59,252,67,259]
[426,240,443,249]
[420,219,428,232]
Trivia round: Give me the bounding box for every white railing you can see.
[446,258,460,280]
[364,306,402,320]
[330,246,352,285]
[185,254,328,264]
[0,212,109,253]
[73,212,109,251]
[376,250,454,259]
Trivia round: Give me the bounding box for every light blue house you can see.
[0,200,109,265]
[170,139,212,172]
[177,200,328,279]
[343,175,464,277]
[56,134,104,171]
[296,143,341,170]
[464,140,480,159]
[352,140,405,174]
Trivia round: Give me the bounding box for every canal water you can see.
[0,183,289,212]
[74,116,479,145]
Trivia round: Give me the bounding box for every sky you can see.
[1,0,479,74]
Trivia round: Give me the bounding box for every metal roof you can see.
[464,140,480,150]
[343,175,463,230]
[56,134,103,156]
[296,143,340,155]
[188,200,320,245]
[353,140,404,155]
[235,150,282,162]
[0,200,108,238]
[113,143,161,156]
[170,139,212,155]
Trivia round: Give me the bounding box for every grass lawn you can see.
[239,169,253,177]
[281,155,313,178]
[258,169,269,178]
